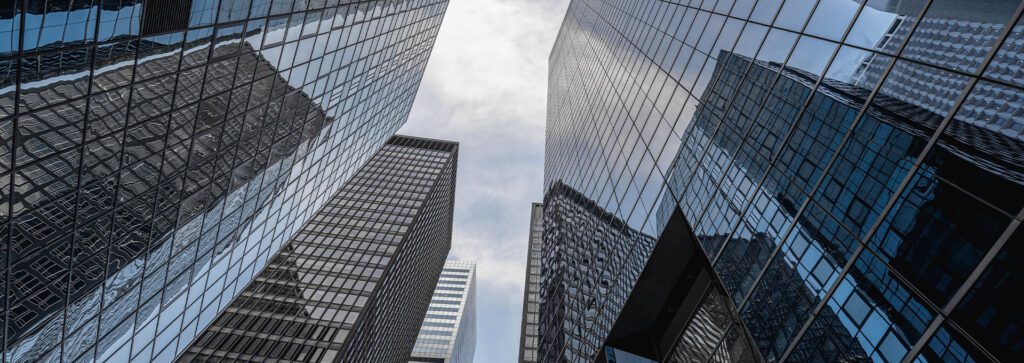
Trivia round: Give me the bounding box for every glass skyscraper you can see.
[182,135,459,362]
[0,1,448,362]
[543,0,1023,362]
[518,202,543,363]
[410,260,477,363]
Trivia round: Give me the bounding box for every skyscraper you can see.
[410,260,477,363]
[181,135,458,362]
[544,0,1023,362]
[517,203,543,363]
[0,1,449,362]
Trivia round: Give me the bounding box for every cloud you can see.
[399,0,569,361]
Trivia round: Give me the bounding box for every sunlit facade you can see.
[544,0,1024,362]
[410,260,477,363]
[0,1,448,362]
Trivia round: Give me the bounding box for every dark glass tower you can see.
[518,202,543,363]
[543,0,1024,362]
[180,135,458,362]
[0,1,448,362]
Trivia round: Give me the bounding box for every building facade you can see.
[537,182,656,363]
[517,203,543,363]
[544,0,1023,362]
[410,260,477,363]
[181,135,458,362]
[0,1,449,362]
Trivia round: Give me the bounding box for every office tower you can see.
[0,1,449,362]
[517,203,543,363]
[543,0,1023,362]
[182,135,459,362]
[410,260,477,363]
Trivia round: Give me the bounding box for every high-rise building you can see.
[181,135,458,362]
[410,260,477,363]
[517,202,543,363]
[0,1,449,362]
[543,0,1023,362]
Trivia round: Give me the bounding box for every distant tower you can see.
[410,260,478,363]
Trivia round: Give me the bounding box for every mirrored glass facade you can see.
[518,202,543,363]
[410,260,477,363]
[0,1,449,362]
[544,0,1024,362]
[537,182,655,362]
[182,135,458,362]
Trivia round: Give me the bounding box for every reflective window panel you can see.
[0,1,450,362]
[543,0,1024,361]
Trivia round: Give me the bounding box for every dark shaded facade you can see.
[517,202,543,363]
[0,1,448,362]
[543,0,1024,362]
[180,135,458,362]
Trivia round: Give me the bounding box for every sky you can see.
[397,0,570,361]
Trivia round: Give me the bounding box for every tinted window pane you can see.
[952,227,1023,361]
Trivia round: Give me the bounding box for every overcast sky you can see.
[397,0,570,361]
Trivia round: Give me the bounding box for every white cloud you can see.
[399,0,569,361]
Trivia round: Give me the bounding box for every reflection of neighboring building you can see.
[410,260,477,363]
[537,182,655,362]
[664,285,758,363]
[5,36,336,363]
[691,51,1023,362]
[517,203,544,363]
[1,1,450,362]
[542,0,1024,362]
[181,135,458,362]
